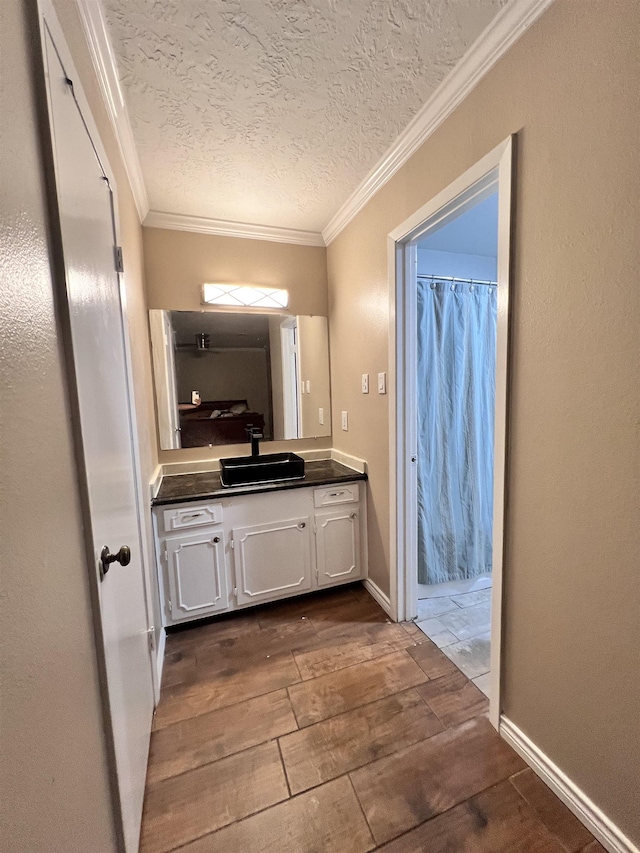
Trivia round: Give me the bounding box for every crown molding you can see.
[322,0,556,245]
[76,0,554,246]
[75,0,149,221]
[143,210,325,247]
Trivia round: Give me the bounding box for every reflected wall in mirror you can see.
[149,310,331,450]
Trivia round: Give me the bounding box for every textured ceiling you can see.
[103,0,507,232]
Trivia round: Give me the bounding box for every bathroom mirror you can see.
[149,310,331,450]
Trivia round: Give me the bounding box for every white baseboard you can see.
[154,627,166,705]
[331,449,368,473]
[363,578,392,617]
[500,717,638,853]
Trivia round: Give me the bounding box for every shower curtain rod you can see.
[417,273,497,286]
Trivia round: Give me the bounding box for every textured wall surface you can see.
[327,0,640,842]
[0,2,116,850]
[103,0,505,230]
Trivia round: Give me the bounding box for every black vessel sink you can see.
[220,452,305,487]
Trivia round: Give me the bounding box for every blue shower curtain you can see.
[417,279,497,585]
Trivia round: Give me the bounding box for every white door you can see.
[43,25,154,853]
[315,508,362,586]
[165,532,228,622]
[233,517,313,605]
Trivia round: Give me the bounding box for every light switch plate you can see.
[378,372,387,394]
[306,379,311,393]
[362,373,369,393]
[319,407,324,425]
[341,411,348,430]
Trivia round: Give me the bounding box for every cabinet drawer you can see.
[162,502,223,532]
[313,483,359,508]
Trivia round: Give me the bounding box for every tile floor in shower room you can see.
[416,575,492,698]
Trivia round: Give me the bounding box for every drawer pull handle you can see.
[329,491,344,497]
[213,536,220,543]
[350,512,358,519]
[182,512,204,520]
[298,522,306,529]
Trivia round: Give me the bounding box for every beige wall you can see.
[327,0,639,843]
[143,227,333,463]
[144,227,328,316]
[0,2,116,849]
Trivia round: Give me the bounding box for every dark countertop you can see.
[153,459,367,506]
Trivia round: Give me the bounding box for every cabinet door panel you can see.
[165,531,228,622]
[316,508,361,586]
[234,517,312,606]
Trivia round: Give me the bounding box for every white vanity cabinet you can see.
[153,479,366,626]
[164,532,228,622]
[231,516,314,606]
[155,501,230,625]
[312,483,362,587]
[315,507,361,586]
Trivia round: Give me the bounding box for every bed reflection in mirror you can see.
[149,310,332,450]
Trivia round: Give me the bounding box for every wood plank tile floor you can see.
[140,584,601,853]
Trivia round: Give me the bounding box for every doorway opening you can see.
[280,317,301,439]
[414,192,498,699]
[389,138,513,727]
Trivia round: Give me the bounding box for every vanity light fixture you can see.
[202,283,289,309]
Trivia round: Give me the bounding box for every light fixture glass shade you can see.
[202,283,289,309]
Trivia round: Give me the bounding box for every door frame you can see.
[388,137,514,727]
[149,310,181,450]
[281,317,301,438]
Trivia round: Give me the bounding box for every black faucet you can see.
[245,424,263,457]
